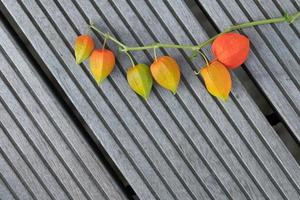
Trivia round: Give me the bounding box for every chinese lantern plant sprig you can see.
[74,11,300,101]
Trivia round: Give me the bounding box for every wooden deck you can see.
[199,0,300,143]
[0,1,299,199]
[0,16,127,200]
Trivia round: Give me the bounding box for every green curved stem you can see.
[123,43,198,51]
[153,47,157,61]
[124,51,135,67]
[89,25,126,48]
[89,11,300,52]
[194,51,210,75]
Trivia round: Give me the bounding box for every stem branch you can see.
[89,11,299,53]
[124,51,135,67]
[89,25,126,48]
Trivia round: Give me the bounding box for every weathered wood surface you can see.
[0,0,299,199]
[198,0,300,142]
[0,17,127,200]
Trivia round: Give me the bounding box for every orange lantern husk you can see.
[75,35,94,64]
[90,49,115,84]
[212,32,250,69]
[150,56,181,94]
[200,61,232,101]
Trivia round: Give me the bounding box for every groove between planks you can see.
[0,16,127,200]
[197,0,300,142]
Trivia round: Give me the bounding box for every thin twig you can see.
[88,11,299,57]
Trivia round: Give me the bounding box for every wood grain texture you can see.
[0,0,299,199]
[0,15,127,200]
[0,175,15,200]
[0,143,33,200]
[271,0,300,32]
[198,0,300,143]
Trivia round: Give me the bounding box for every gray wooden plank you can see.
[294,0,300,8]
[0,17,128,200]
[2,18,124,199]
[161,0,300,194]
[0,70,87,200]
[18,1,212,199]
[63,0,300,198]
[20,0,264,198]
[2,22,124,199]
[198,0,300,146]
[171,0,299,194]
[252,0,300,60]
[272,0,300,32]
[0,1,161,199]
[112,1,300,199]
[0,25,114,200]
[90,0,266,199]
[0,175,15,200]
[0,138,33,200]
[230,0,300,90]
[0,62,69,200]
[37,2,237,199]
[1,0,300,199]
[3,0,224,198]
[0,117,51,200]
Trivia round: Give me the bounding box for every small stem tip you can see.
[194,50,209,75]
[125,51,135,67]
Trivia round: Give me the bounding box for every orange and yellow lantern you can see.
[90,49,115,84]
[150,56,181,94]
[200,61,232,101]
[74,35,94,64]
